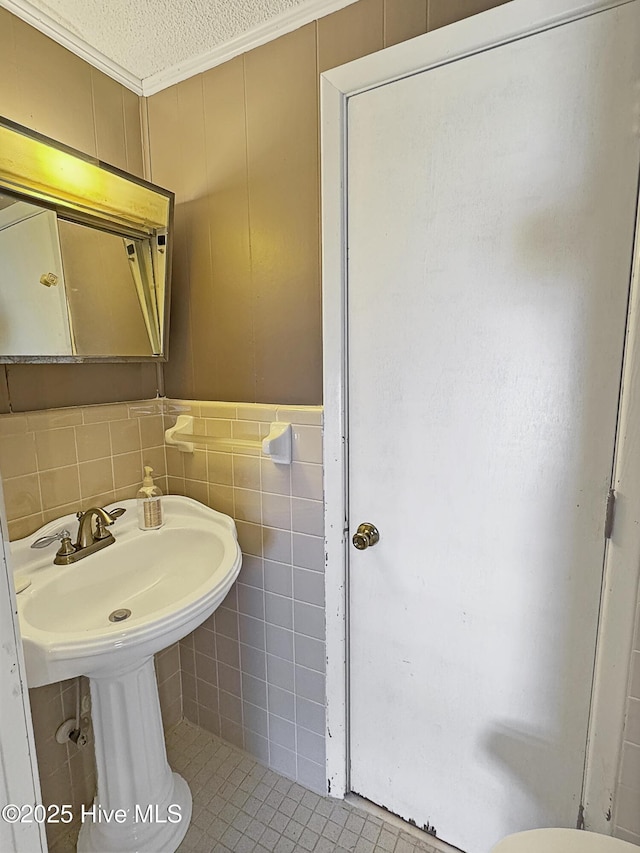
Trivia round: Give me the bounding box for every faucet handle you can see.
[106,507,126,521]
[31,528,72,549]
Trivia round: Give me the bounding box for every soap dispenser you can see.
[136,466,164,530]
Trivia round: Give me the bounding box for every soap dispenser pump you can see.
[136,466,164,530]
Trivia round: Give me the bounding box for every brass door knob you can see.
[352,522,380,550]
[40,272,59,287]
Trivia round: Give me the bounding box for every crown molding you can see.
[138,0,359,96]
[1,0,143,94]
[3,0,359,98]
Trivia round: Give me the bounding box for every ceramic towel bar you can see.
[165,415,292,464]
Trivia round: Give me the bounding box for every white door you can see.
[346,4,640,851]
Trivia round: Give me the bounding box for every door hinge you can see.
[577,804,585,830]
[605,489,616,540]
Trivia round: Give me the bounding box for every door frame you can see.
[0,476,46,852]
[321,0,640,832]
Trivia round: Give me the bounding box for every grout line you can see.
[34,433,45,525]
[212,611,221,745]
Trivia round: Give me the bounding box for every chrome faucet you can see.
[32,506,126,565]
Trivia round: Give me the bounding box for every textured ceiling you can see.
[14,0,316,79]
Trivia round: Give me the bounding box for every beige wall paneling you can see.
[427,0,510,31]
[143,0,432,407]
[6,364,158,412]
[0,9,22,121]
[0,9,154,413]
[91,69,128,171]
[176,75,208,203]
[148,85,195,399]
[165,222,195,402]
[123,89,144,179]
[245,24,322,405]
[176,75,214,402]
[146,85,183,195]
[0,367,10,415]
[11,14,96,156]
[318,0,384,73]
[384,0,428,48]
[200,58,255,403]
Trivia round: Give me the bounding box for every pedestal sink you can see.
[11,495,242,853]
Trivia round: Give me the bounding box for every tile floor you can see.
[50,720,445,853]
[171,722,441,853]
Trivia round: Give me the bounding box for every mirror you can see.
[0,117,173,362]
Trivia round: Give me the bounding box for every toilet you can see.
[491,829,638,852]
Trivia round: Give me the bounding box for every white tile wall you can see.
[0,397,326,806]
[165,401,327,794]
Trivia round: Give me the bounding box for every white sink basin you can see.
[11,494,242,853]
[12,495,241,687]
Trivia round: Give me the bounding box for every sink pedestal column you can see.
[77,656,191,853]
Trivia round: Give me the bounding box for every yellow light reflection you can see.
[0,124,169,232]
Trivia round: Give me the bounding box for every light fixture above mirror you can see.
[0,117,174,362]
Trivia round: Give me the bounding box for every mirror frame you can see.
[0,116,174,363]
